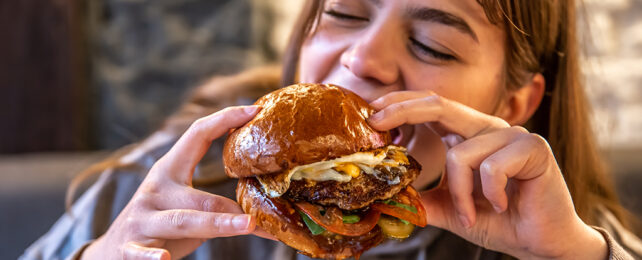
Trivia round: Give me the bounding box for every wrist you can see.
[559,222,608,260]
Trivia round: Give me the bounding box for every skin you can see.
[83,0,609,259]
[82,106,275,260]
[299,0,608,259]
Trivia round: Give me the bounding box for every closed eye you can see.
[324,10,369,21]
[409,37,456,61]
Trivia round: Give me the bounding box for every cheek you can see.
[404,66,504,114]
[298,32,345,83]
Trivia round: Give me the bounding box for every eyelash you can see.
[324,9,456,62]
[323,10,368,21]
[409,37,456,61]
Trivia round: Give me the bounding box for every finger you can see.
[253,226,278,241]
[419,188,456,231]
[159,106,261,184]
[479,133,554,213]
[370,90,434,110]
[154,186,244,214]
[123,242,170,260]
[445,126,527,227]
[142,210,255,239]
[368,95,509,139]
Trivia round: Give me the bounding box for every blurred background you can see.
[0,0,640,259]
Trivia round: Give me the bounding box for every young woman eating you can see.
[23,0,642,259]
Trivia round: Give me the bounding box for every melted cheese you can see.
[334,163,361,178]
[260,145,409,197]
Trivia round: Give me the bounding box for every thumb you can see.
[420,188,457,231]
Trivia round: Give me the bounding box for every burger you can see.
[223,83,427,259]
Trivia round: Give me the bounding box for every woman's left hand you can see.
[368,90,608,260]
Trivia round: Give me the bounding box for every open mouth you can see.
[391,125,414,147]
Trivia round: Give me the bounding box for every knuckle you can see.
[190,118,207,132]
[186,119,207,139]
[424,94,445,106]
[125,215,139,229]
[524,133,552,153]
[446,146,469,165]
[446,148,460,163]
[378,95,391,105]
[165,211,187,230]
[529,133,549,147]
[480,159,500,177]
[390,102,406,113]
[143,179,163,195]
[210,215,228,233]
[491,117,510,128]
[422,89,437,96]
[199,197,217,212]
[384,103,404,119]
[510,125,529,134]
[528,133,554,159]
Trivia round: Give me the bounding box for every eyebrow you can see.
[407,7,479,43]
[367,0,382,6]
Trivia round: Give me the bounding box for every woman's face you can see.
[299,0,505,107]
[298,0,507,185]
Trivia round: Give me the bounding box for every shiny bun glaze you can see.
[237,177,384,259]
[223,83,391,178]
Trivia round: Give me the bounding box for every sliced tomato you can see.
[294,201,381,236]
[371,186,427,227]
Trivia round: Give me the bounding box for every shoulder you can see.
[190,65,282,107]
[159,65,282,136]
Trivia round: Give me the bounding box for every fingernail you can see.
[232,215,251,230]
[368,112,383,123]
[151,250,168,260]
[243,106,260,115]
[458,214,471,228]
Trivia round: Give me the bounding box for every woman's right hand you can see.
[81,106,273,260]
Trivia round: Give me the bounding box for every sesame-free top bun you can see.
[223,83,391,178]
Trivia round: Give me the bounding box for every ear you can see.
[496,73,546,125]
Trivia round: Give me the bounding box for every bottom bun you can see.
[237,177,384,259]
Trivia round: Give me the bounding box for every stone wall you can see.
[88,0,281,149]
[581,0,642,149]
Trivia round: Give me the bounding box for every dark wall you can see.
[0,0,90,153]
[0,0,278,153]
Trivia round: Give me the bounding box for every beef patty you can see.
[284,155,422,210]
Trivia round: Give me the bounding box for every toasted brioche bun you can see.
[223,83,391,178]
[225,83,403,259]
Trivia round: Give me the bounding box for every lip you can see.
[391,125,414,147]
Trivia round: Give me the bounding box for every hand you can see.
[82,106,274,260]
[368,91,608,260]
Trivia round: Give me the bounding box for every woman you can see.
[22,0,642,259]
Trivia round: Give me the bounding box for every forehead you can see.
[324,0,492,24]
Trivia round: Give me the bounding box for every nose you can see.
[340,24,400,86]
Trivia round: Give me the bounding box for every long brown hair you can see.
[281,0,632,228]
